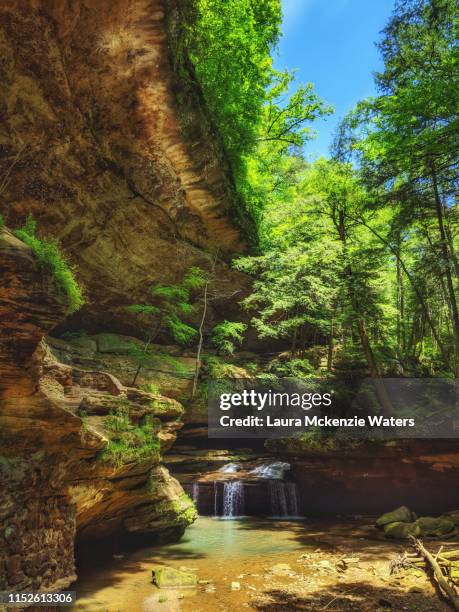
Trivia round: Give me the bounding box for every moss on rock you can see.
[152,566,198,588]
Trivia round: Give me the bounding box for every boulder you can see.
[152,566,197,588]
[415,516,455,537]
[376,506,413,528]
[383,521,421,539]
[443,511,459,526]
[125,388,184,420]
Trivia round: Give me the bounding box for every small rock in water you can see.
[152,566,198,588]
[112,554,124,560]
[231,581,241,591]
[269,563,293,576]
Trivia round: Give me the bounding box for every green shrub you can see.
[101,403,161,467]
[205,355,242,378]
[0,214,4,229]
[211,320,246,355]
[141,382,160,395]
[268,357,315,379]
[14,215,84,314]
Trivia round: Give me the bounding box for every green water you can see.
[73,517,309,611]
[151,516,307,559]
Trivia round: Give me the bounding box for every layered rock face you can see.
[0,0,250,592]
[0,230,195,591]
[0,0,247,334]
[267,438,459,517]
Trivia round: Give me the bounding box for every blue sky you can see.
[275,0,395,158]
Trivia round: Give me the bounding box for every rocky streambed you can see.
[71,516,453,612]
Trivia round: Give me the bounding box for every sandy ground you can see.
[72,518,455,612]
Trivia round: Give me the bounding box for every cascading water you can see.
[269,481,299,518]
[192,483,199,505]
[250,461,291,479]
[219,463,240,473]
[270,480,288,516]
[214,481,218,517]
[286,482,298,516]
[222,481,245,518]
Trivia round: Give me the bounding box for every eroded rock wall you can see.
[0,229,195,591]
[0,0,248,334]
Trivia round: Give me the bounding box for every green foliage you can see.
[164,313,197,345]
[234,0,457,377]
[126,268,205,348]
[124,268,206,385]
[182,266,207,290]
[141,382,160,395]
[268,358,315,379]
[171,0,331,236]
[0,214,4,229]
[211,320,246,355]
[155,493,198,526]
[124,304,160,316]
[101,403,161,467]
[180,0,282,163]
[205,355,244,379]
[14,215,84,315]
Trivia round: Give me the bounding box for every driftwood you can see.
[410,538,459,610]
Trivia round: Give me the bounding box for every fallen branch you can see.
[411,537,459,610]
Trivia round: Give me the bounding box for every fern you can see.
[212,320,246,355]
[183,266,207,290]
[14,215,84,314]
[165,313,197,345]
[124,304,160,316]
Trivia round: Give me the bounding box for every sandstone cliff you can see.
[0,0,248,334]
[0,0,248,592]
[0,229,196,591]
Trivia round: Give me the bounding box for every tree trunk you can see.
[431,164,459,375]
[191,254,217,400]
[132,363,142,386]
[327,319,334,371]
[356,319,394,415]
[290,326,298,357]
[355,215,452,373]
[396,241,405,359]
[191,280,209,400]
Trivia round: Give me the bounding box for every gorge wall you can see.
[0,0,248,333]
[0,0,246,592]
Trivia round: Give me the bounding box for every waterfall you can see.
[213,481,218,517]
[270,480,288,516]
[219,462,240,473]
[269,481,299,517]
[222,481,245,518]
[192,483,199,510]
[286,482,298,516]
[250,461,290,479]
